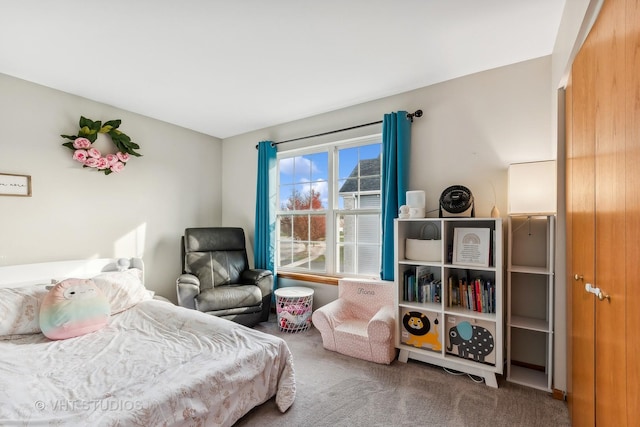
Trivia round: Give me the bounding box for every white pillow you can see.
[0,269,151,337]
[91,268,153,314]
[0,285,49,336]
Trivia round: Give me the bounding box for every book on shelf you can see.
[446,275,495,314]
[416,266,431,302]
[403,269,413,301]
[403,266,441,304]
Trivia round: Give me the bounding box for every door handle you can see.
[585,283,610,301]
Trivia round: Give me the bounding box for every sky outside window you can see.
[279,153,329,209]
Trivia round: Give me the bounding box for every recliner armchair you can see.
[176,227,273,327]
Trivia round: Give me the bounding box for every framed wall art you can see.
[452,227,490,267]
[0,173,32,197]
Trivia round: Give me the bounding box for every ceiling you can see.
[0,0,566,139]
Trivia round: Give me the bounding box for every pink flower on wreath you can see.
[73,149,88,163]
[73,137,91,149]
[116,151,130,163]
[96,157,109,169]
[105,153,119,166]
[88,147,101,159]
[110,162,125,173]
[85,158,99,168]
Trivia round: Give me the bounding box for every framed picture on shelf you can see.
[452,227,490,267]
[0,173,31,197]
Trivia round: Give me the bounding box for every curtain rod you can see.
[255,109,422,149]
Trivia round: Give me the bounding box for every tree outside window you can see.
[276,137,381,276]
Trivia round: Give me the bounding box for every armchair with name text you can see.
[312,278,396,364]
[176,227,272,327]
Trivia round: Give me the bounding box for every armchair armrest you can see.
[176,273,200,310]
[311,299,350,331]
[241,268,272,283]
[241,268,273,296]
[240,269,273,322]
[312,298,350,352]
[367,305,395,342]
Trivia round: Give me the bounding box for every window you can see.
[276,135,382,277]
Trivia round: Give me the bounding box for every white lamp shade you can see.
[508,160,557,214]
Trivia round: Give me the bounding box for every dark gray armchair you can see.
[176,227,273,327]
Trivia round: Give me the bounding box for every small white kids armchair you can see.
[312,278,396,364]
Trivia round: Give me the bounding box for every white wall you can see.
[222,56,553,295]
[0,73,222,301]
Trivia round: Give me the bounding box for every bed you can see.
[0,258,295,426]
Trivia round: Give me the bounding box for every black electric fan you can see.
[439,185,475,217]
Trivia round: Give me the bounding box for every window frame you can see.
[275,134,382,279]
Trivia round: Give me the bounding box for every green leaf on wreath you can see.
[79,127,97,142]
[62,142,75,149]
[60,134,77,141]
[79,116,102,131]
[79,116,94,129]
[100,125,113,133]
[103,119,121,129]
[79,126,97,135]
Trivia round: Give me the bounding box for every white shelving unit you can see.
[394,218,503,388]
[506,214,555,391]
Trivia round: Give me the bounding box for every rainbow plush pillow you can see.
[39,278,110,340]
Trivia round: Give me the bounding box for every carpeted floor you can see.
[236,318,570,427]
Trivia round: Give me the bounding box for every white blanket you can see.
[0,300,295,426]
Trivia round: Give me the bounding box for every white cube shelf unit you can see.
[394,218,503,388]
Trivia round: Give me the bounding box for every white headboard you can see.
[0,258,144,288]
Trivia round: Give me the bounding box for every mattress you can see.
[0,299,296,426]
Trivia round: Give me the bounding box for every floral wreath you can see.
[61,116,141,175]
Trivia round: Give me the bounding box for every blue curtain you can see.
[254,141,277,285]
[381,111,411,281]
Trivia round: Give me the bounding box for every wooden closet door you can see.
[625,0,640,422]
[593,0,627,424]
[567,0,635,424]
[566,31,596,427]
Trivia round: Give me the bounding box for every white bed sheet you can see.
[0,300,296,426]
